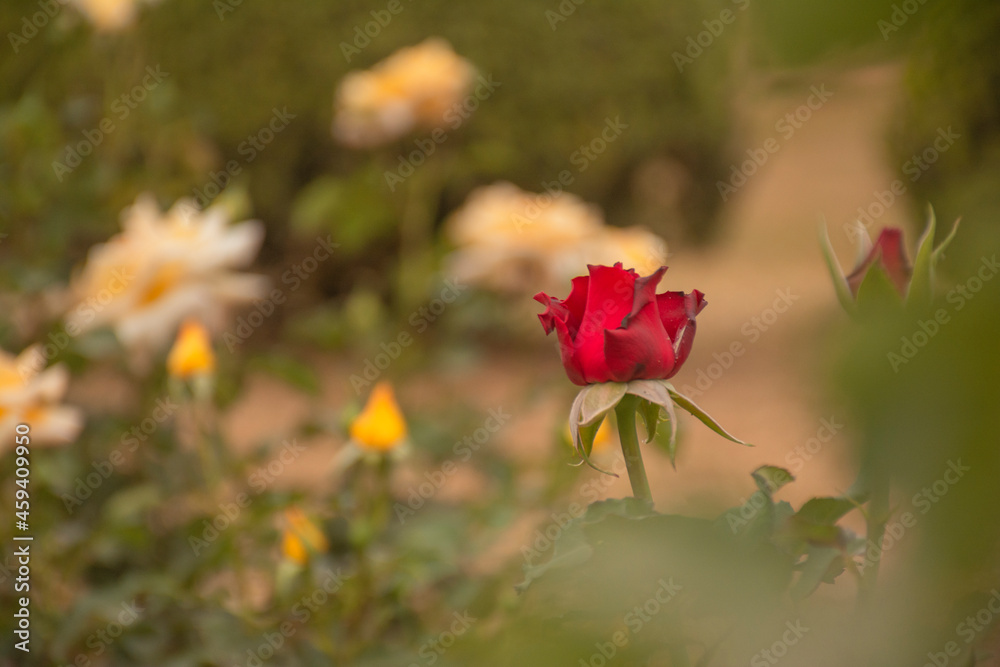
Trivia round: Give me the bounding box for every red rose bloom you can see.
[535,263,706,385]
[846,227,912,298]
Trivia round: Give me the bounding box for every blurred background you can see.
[2,0,1000,665]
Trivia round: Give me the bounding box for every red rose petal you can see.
[604,299,677,381]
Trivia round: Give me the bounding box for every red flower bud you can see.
[846,227,913,298]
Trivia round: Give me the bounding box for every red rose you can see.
[535,263,706,385]
[846,227,912,298]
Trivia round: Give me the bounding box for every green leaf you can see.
[907,205,937,307]
[752,465,794,498]
[819,218,857,313]
[667,387,752,446]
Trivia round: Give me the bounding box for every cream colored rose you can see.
[70,0,140,31]
[333,38,476,148]
[445,182,668,294]
[66,194,267,357]
[0,346,82,447]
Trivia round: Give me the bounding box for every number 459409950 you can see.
[15,429,29,522]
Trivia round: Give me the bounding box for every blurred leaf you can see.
[794,496,858,526]
[752,465,795,498]
[516,498,653,593]
[290,170,397,254]
[249,352,320,395]
[791,546,844,599]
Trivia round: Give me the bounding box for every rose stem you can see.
[614,394,653,503]
[859,464,889,606]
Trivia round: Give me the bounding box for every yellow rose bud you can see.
[167,320,216,379]
[349,381,407,452]
[281,508,328,565]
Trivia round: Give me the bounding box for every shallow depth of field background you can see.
[2,1,1000,666]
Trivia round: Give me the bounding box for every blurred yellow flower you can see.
[349,382,407,452]
[167,320,216,379]
[66,193,267,358]
[590,227,669,276]
[333,38,475,148]
[0,345,83,447]
[565,416,614,453]
[281,508,328,565]
[444,182,668,294]
[70,0,139,31]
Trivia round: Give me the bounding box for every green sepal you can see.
[907,205,938,307]
[819,218,858,314]
[667,386,752,446]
